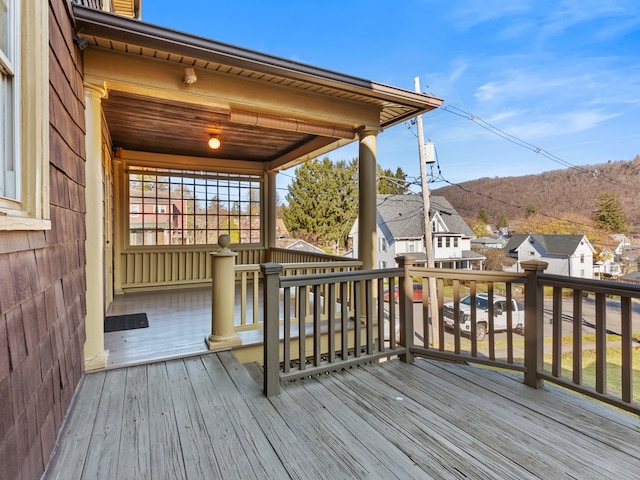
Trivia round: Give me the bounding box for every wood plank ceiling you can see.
[102,91,313,162]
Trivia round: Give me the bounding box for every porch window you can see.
[1,0,19,200]
[0,0,49,230]
[128,167,261,246]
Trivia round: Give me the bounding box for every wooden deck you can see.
[44,351,639,479]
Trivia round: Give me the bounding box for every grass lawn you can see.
[444,334,640,399]
[543,347,640,398]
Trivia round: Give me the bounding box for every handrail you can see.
[260,256,639,414]
[262,264,407,396]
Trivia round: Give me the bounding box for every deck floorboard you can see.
[44,352,640,480]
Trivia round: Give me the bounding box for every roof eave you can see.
[72,5,443,118]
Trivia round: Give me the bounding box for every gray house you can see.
[503,234,595,278]
[350,194,484,269]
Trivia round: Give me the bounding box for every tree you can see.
[496,212,509,230]
[377,165,409,194]
[524,203,537,218]
[477,208,489,224]
[472,246,516,271]
[283,157,358,249]
[593,191,627,233]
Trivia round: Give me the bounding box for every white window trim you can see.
[0,0,50,231]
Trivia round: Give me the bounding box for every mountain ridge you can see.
[430,155,640,236]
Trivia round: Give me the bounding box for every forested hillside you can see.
[431,155,640,235]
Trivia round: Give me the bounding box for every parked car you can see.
[443,293,524,341]
[383,283,424,302]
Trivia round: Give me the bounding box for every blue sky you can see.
[144,1,640,193]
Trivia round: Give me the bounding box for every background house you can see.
[503,234,595,278]
[350,194,485,269]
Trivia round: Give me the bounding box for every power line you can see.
[437,104,634,189]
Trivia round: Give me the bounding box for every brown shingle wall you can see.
[0,2,87,479]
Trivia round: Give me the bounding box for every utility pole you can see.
[414,76,439,347]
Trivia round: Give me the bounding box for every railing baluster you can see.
[488,283,495,361]
[298,285,307,370]
[377,278,386,351]
[453,280,460,354]
[283,286,291,373]
[340,282,349,360]
[365,279,374,355]
[505,284,513,364]
[437,277,444,351]
[572,289,583,385]
[552,287,563,377]
[621,296,632,403]
[595,292,607,394]
[470,281,477,357]
[328,283,336,362]
[313,284,321,367]
[353,281,361,358]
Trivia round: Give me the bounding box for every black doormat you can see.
[104,313,149,333]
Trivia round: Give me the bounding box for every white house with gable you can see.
[503,234,595,278]
[349,194,484,269]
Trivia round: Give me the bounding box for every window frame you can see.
[0,0,50,231]
[126,166,263,247]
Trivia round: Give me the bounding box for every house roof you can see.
[377,194,473,240]
[504,234,593,256]
[72,5,443,170]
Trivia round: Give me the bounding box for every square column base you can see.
[205,335,242,351]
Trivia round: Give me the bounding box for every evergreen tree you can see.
[593,191,627,233]
[377,165,409,194]
[283,157,358,249]
[477,208,489,224]
[524,203,537,218]
[496,212,509,229]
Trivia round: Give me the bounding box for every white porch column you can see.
[358,128,379,270]
[83,83,108,370]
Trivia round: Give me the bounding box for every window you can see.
[0,0,49,230]
[453,237,459,248]
[408,240,415,252]
[127,167,261,246]
[130,204,140,218]
[437,237,443,248]
[1,0,19,200]
[379,237,387,252]
[445,237,451,248]
[580,254,585,264]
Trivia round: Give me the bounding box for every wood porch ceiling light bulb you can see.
[208,135,221,149]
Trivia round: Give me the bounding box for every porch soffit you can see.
[73,5,443,170]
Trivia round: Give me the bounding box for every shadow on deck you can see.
[44,351,639,479]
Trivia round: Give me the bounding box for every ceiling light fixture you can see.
[208,135,221,150]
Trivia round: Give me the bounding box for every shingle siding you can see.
[0,3,87,479]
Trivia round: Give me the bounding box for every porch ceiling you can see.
[74,5,444,169]
[101,91,319,162]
